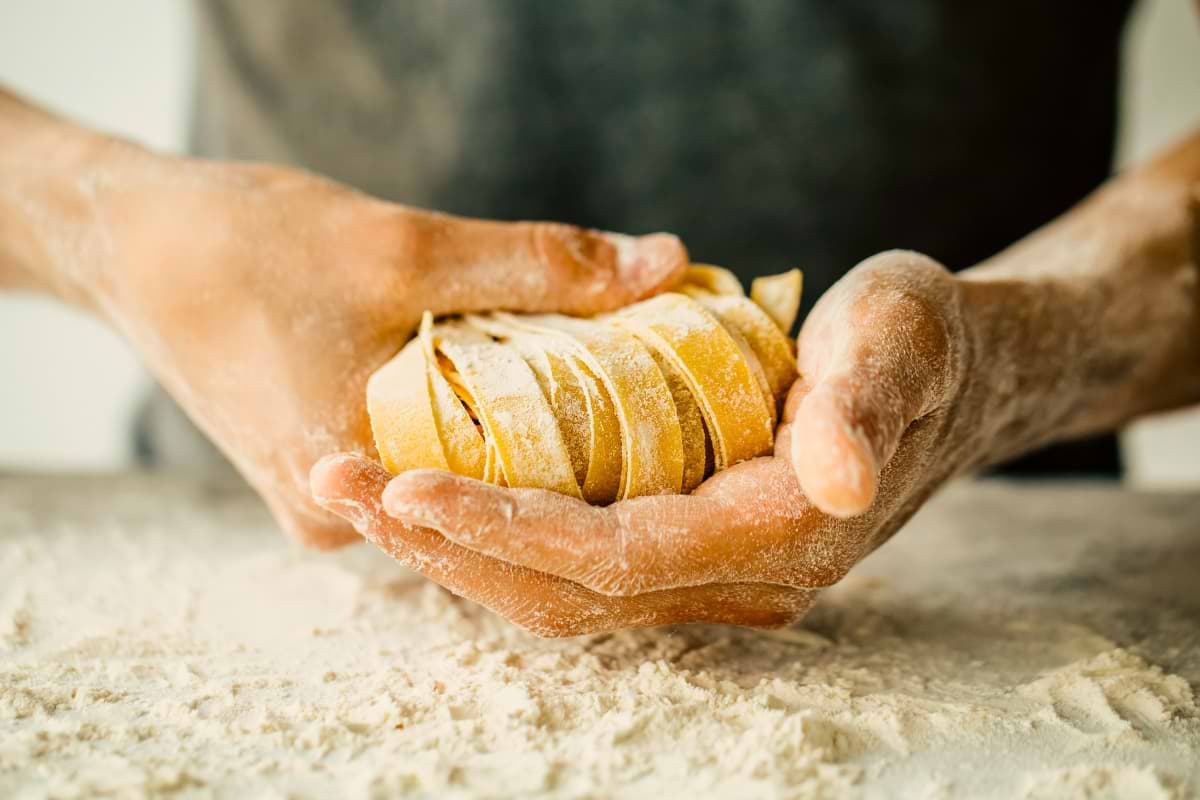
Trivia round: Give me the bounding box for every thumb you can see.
[410,212,688,317]
[788,251,961,518]
[788,374,925,518]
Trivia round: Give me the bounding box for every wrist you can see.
[953,273,1079,466]
[956,167,1200,467]
[0,88,156,309]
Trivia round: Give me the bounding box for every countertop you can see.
[1,474,1198,798]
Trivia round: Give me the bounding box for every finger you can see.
[782,373,815,424]
[791,251,958,518]
[789,378,897,519]
[312,455,815,635]
[383,459,869,596]
[773,422,795,461]
[409,211,688,317]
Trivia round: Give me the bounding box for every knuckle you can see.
[581,568,645,598]
[881,290,955,362]
[581,517,655,597]
[501,594,593,638]
[844,256,965,409]
[571,538,648,596]
[372,208,426,271]
[527,222,611,284]
[348,207,426,314]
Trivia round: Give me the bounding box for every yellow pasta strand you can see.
[608,294,774,471]
[366,267,803,502]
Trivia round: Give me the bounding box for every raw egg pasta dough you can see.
[367,266,802,503]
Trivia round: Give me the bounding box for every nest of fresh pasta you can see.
[367,265,802,503]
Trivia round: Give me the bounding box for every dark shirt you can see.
[180,0,1136,475]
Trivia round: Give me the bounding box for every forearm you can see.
[959,129,1200,467]
[0,86,147,307]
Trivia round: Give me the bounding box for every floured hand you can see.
[102,162,685,549]
[312,251,982,634]
[318,165,1200,632]
[0,89,686,549]
[313,129,1200,636]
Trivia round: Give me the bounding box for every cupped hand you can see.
[314,250,986,635]
[92,154,686,548]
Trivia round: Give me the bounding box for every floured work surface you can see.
[1,474,1199,799]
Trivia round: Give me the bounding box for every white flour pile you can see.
[1,475,1198,798]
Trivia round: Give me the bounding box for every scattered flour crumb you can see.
[1,476,1198,799]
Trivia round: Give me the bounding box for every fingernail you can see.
[382,480,445,528]
[383,498,438,528]
[382,468,454,505]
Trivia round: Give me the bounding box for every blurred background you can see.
[0,1,1198,483]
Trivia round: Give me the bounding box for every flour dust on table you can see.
[1,476,1198,798]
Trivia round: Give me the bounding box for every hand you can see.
[312,251,981,635]
[314,127,1200,635]
[118,162,686,547]
[4,103,686,548]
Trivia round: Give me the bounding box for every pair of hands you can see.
[309,252,970,635]
[80,151,978,636]
[9,89,1197,635]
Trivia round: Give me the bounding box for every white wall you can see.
[0,0,190,469]
[0,1,1198,480]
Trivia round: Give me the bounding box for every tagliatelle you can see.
[366,333,451,475]
[644,346,708,494]
[492,313,684,501]
[689,292,798,413]
[419,315,487,481]
[368,265,802,502]
[750,269,803,333]
[607,294,774,472]
[434,322,582,498]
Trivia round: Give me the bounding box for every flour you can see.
[1,475,1198,799]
